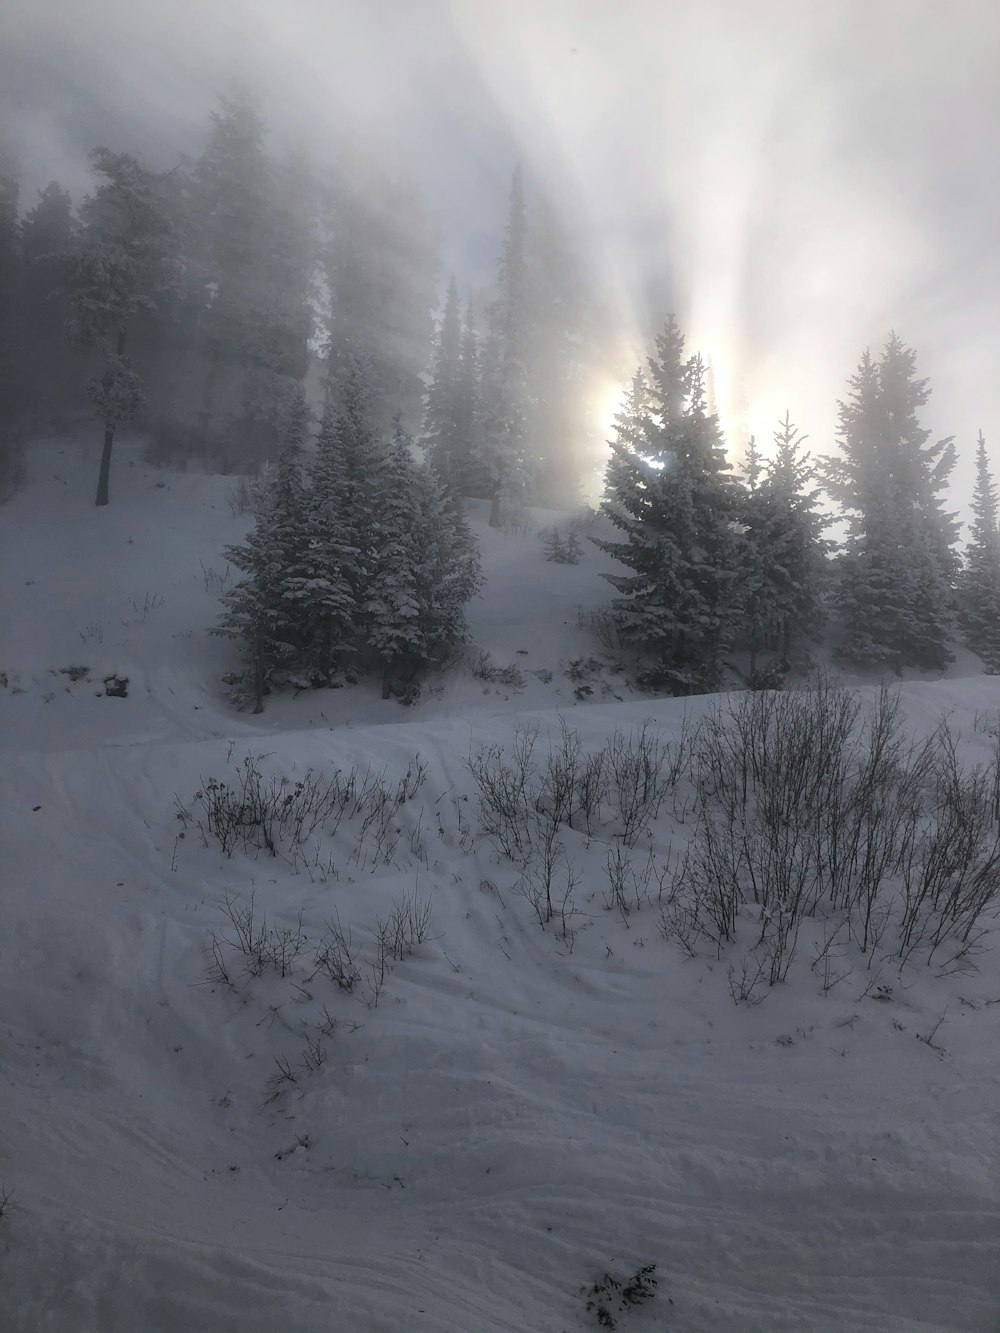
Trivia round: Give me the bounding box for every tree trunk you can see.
[489,486,502,529]
[252,633,265,714]
[382,661,393,700]
[95,326,127,507]
[95,424,115,506]
[200,339,224,442]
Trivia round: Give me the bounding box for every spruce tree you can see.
[959,431,1000,669]
[363,419,422,697]
[19,182,77,424]
[214,389,311,710]
[322,152,437,440]
[188,83,271,458]
[0,176,22,440]
[598,317,740,694]
[297,401,361,683]
[451,296,482,495]
[477,165,532,526]
[739,413,829,673]
[527,198,592,503]
[411,459,483,673]
[823,334,957,672]
[64,149,174,505]
[423,276,464,481]
[181,88,316,469]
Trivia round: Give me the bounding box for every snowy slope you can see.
[2,436,1000,1332]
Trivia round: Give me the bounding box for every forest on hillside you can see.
[3,83,1000,708]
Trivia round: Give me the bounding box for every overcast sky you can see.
[4,0,1000,514]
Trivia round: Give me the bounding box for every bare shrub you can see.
[468,726,539,861]
[209,891,307,980]
[199,559,232,593]
[897,725,1000,965]
[470,718,690,862]
[604,721,676,845]
[673,680,1000,989]
[228,468,272,518]
[576,606,626,653]
[365,890,432,1007]
[312,912,361,991]
[182,752,427,862]
[603,846,657,921]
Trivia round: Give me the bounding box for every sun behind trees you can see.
[598,318,995,694]
[4,78,1000,699]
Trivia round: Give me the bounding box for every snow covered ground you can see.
[2,436,1000,1332]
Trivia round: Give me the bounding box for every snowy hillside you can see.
[3,437,1000,1332]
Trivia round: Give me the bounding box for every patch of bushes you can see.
[583,1264,658,1328]
[179,751,426,865]
[471,651,525,689]
[662,681,1000,985]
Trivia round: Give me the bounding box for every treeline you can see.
[0,84,614,509]
[600,317,1000,688]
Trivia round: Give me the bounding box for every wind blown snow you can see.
[2,437,1000,1332]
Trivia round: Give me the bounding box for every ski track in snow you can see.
[2,440,1000,1331]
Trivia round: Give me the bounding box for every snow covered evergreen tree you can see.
[322,151,437,441]
[597,317,741,694]
[423,277,464,481]
[214,388,311,710]
[526,198,594,504]
[452,297,482,495]
[411,459,482,673]
[186,84,272,460]
[180,87,316,469]
[64,149,174,505]
[958,431,1000,669]
[822,334,958,672]
[362,419,423,697]
[477,166,533,526]
[18,181,78,425]
[0,174,25,497]
[0,175,22,434]
[739,413,829,673]
[297,400,361,683]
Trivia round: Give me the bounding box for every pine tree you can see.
[959,431,1000,669]
[544,530,567,562]
[18,181,78,424]
[238,151,316,467]
[411,459,482,674]
[363,419,422,697]
[452,296,482,495]
[214,389,311,710]
[322,152,437,441]
[739,413,829,673]
[0,174,25,496]
[188,83,271,457]
[527,198,592,503]
[180,87,315,469]
[64,149,174,505]
[423,276,464,480]
[477,166,532,526]
[297,400,361,683]
[823,334,957,671]
[0,175,22,437]
[597,317,740,694]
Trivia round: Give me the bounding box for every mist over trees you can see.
[2,77,1000,701]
